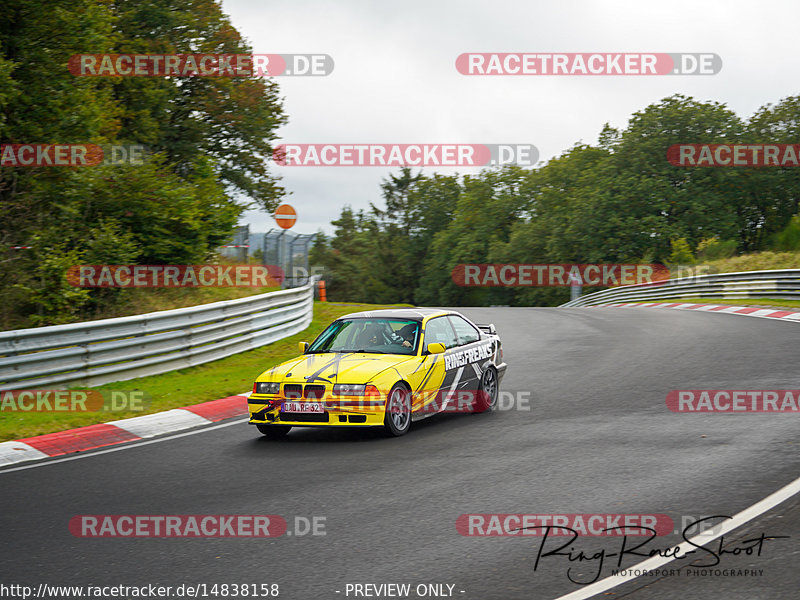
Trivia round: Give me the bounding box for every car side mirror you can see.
[298,342,309,354]
[426,342,446,354]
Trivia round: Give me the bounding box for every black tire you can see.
[472,366,499,413]
[383,384,412,437]
[256,424,291,439]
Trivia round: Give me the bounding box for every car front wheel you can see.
[383,384,412,437]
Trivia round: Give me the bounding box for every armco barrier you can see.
[560,269,800,307]
[0,282,314,390]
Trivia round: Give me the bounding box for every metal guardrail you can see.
[560,269,800,307]
[0,282,315,390]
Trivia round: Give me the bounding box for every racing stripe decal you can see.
[440,362,460,388]
[410,358,428,374]
[302,354,341,383]
[440,367,464,411]
[413,355,440,394]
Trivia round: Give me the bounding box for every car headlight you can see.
[253,382,280,394]
[332,384,367,396]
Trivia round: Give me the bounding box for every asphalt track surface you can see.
[1,307,799,599]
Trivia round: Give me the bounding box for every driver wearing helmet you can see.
[395,323,417,348]
[357,323,384,347]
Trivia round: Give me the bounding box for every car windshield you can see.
[308,318,421,355]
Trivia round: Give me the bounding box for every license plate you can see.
[282,402,324,413]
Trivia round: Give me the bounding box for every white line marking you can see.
[109,408,211,438]
[552,472,800,600]
[0,418,249,475]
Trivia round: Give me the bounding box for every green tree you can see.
[743,95,800,249]
[604,94,743,258]
[111,0,287,210]
[0,0,285,326]
[416,166,532,305]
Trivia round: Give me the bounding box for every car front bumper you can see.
[247,393,387,427]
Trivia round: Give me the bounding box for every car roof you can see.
[338,308,454,322]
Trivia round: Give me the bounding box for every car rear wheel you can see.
[383,384,411,437]
[256,424,291,439]
[472,366,498,413]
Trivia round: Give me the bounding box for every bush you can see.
[696,237,737,260]
[771,215,800,251]
[12,240,91,326]
[668,238,695,265]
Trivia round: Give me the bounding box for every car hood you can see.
[257,352,416,385]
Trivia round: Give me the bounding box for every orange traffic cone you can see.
[318,279,327,301]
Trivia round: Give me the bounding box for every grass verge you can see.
[673,251,800,276]
[71,284,281,323]
[0,301,411,442]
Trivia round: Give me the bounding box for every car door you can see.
[446,314,485,392]
[427,315,478,411]
[404,316,458,413]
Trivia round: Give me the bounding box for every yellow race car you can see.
[249,308,507,438]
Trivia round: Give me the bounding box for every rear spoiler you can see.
[476,323,497,335]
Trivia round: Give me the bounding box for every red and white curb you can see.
[0,393,251,467]
[596,301,800,323]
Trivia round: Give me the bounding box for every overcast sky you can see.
[221,0,800,236]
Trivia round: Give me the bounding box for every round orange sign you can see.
[274,204,297,229]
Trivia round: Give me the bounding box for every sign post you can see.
[569,271,582,301]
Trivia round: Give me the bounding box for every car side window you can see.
[448,315,480,346]
[423,317,458,350]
